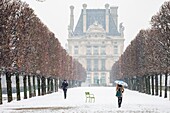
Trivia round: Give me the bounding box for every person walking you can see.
[61,80,68,99]
[116,84,124,108]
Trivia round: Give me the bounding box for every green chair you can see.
[85,92,95,103]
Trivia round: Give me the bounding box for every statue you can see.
[119,22,125,36]
[68,25,73,37]
[94,21,98,26]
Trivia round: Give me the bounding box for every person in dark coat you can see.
[61,80,68,99]
[116,84,124,108]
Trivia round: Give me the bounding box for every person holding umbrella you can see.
[116,84,124,108]
[115,80,127,108]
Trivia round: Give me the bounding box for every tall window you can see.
[100,73,106,84]
[101,46,106,55]
[114,45,118,54]
[101,59,105,71]
[93,46,98,55]
[74,46,78,54]
[94,73,99,84]
[86,46,91,55]
[86,59,91,71]
[93,59,98,71]
[87,73,91,83]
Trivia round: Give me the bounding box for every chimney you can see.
[69,5,74,31]
[82,4,87,33]
[105,3,109,33]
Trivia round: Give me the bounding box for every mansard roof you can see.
[73,9,121,36]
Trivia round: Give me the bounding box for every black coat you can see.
[61,81,68,90]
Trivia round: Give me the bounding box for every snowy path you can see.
[0,87,170,113]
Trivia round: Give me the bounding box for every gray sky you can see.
[22,0,166,50]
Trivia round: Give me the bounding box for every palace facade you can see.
[67,4,124,86]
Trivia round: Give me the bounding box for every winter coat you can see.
[61,81,68,90]
[116,84,124,97]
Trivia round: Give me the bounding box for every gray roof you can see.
[73,9,121,36]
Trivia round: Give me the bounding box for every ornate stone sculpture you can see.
[119,22,125,36]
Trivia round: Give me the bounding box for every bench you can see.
[85,92,95,103]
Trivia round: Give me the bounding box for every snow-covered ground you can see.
[0,87,170,113]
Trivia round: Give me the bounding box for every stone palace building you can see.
[67,3,125,86]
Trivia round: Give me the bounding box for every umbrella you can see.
[114,80,128,86]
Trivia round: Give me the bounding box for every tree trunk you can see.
[164,72,168,98]
[136,77,140,91]
[6,71,12,102]
[0,75,2,104]
[33,75,36,97]
[129,77,133,90]
[159,74,162,97]
[131,78,133,90]
[47,77,50,93]
[151,75,154,95]
[138,77,142,92]
[148,76,151,94]
[139,77,142,92]
[56,78,58,92]
[54,79,57,92]
[169,74,170,100]
[145,75,149,94]
[72,80,74,87]
[142,76,146,93]
[135,77,138,91]
[68,80,71,88]
[37,76,41,96]
[23,75,27,99]
[51,78,53,93]
[28,76,32,98]
[59,79,62,89]
[155,74,158,96]
[169,85,170,100]
[41,76,46,95]
[6,72,12,102]
[44,77,46,94]
[78,81,81,86]
[15,73,20,101]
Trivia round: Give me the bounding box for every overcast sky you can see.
[22,0,166,50]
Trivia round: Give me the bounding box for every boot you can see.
[118,103,121,108]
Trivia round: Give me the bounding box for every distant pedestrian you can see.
[61,80,68,99]
[116,84,124,108]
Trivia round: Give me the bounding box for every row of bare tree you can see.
[110,1,170,98]
[0,0,86,104]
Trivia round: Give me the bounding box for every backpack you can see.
[116,87,122,97]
